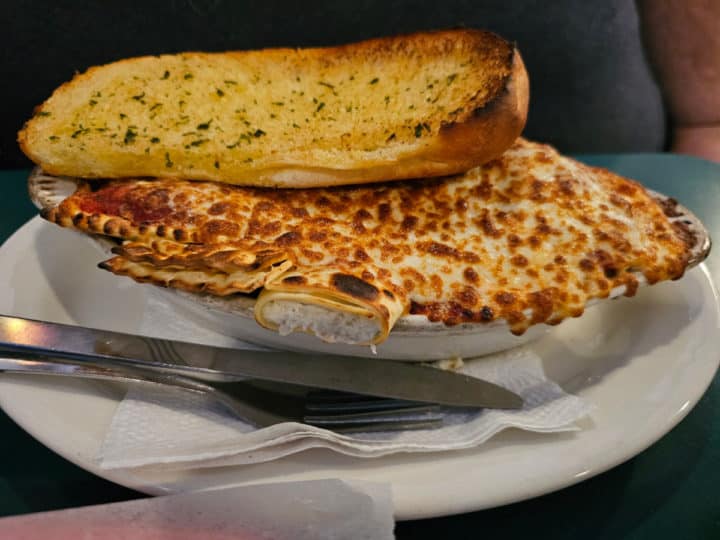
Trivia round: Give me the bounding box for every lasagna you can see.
[40,139,699,344]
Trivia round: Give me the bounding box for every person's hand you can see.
[672,125,720,163]
[638,0,720,163]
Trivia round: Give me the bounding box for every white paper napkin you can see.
[97,295,593,470]
[0,479,395,540]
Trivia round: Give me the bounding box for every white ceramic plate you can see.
[1,217,718,519]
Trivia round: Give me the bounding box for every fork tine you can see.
[216,381,446,431]
[303,389,387,403]
[325,420,444,434]
[301,391,445,431]
[306,397,439,413]
[304,408,444,425]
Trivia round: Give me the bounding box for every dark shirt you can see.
[1,0,665,168]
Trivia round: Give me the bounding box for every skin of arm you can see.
[637,0,720,162]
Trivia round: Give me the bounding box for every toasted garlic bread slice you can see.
[19,29,528,188]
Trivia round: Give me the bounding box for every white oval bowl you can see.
[150,285,552,359]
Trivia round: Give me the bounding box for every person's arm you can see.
[637,0,720,162]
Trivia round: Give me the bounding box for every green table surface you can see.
[1,156,719,538]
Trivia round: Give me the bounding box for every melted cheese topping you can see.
[45,139,693,339]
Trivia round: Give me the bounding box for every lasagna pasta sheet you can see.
[256,268,406,344]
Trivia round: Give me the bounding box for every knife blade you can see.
[0,314,523,409]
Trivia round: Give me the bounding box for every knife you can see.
[0,314,523,409]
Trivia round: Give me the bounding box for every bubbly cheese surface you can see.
[44,139,693,340]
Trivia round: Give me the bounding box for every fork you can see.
[0,356,444,433]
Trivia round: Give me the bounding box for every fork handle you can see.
[1,355,311,428]
[0,355,213,395]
